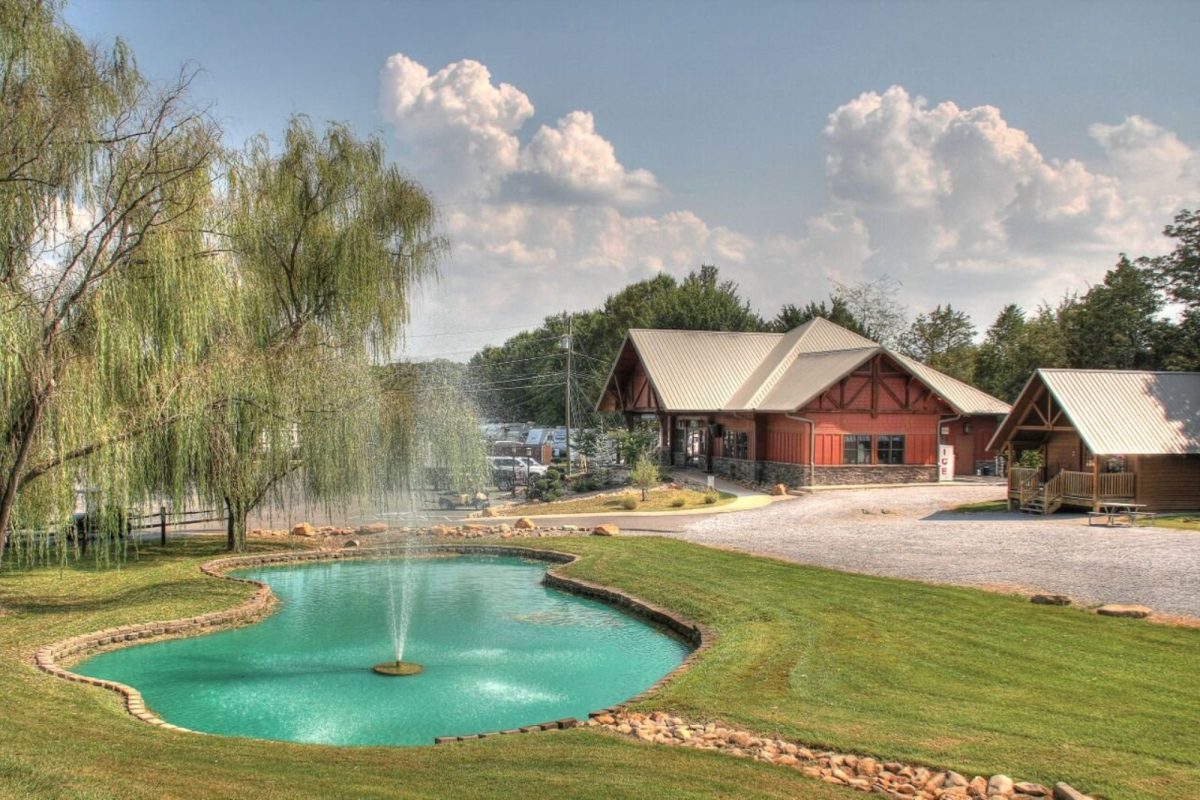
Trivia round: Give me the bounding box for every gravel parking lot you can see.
[654,483,1200,618]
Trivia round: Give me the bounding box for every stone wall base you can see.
[713,458,936,487]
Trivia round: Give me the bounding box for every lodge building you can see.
[596,318,1010,486]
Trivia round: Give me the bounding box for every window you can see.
[843,434,872,464]
[877,435,905,465]
[722,430,749,460]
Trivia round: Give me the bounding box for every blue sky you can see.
[70,1,1200,357]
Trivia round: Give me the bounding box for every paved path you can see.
[630,483,1200,618]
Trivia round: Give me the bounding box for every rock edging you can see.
[587,711,1094,800]
[32,542,712,742]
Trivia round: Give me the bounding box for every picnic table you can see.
[1087,501,1154,527]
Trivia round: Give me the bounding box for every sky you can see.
[69,0,1200,360]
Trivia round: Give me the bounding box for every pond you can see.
[76,554,690,745]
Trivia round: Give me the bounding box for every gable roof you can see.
[624,328,782,411]
[603,317,1010,416]
[887,351,1013,416]
[991,369,1200,455]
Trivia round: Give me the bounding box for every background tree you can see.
[1059,256,1168,370]
[1,0,224,565]
[466,265,766,424]
[899,304,977,382]
[1141,209,1200,370]
[830,276,908,346]
[770,297,865,334]
[973,305,1067,402]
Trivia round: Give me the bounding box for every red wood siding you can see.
[942,415,1002,475]
[757,412,939,465]
[811,412,938,466]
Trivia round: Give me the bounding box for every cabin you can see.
[596,318,1010,486]
[989,369,1200,512]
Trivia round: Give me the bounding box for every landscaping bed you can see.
[503,486,735,515]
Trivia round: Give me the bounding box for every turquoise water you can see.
[76,555,689,745]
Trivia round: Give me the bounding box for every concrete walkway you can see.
[639,483,1200,618]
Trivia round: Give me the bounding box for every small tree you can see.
[630,456,659,501]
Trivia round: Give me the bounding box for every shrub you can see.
[630,456,660,501]
[620,494,639,510]
[670,496,686,508]
[703,491,719,505]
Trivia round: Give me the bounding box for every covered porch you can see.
[1007,466,1135,513]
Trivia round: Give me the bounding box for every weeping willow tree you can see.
[0,0,227,566]
[196,117,448,552]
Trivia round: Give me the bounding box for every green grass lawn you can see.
[947,499,1009,513]
[1138,513,1200,532]
[508,487,735,515]
[2,537,1198,799]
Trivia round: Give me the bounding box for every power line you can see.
[403,320,549,339]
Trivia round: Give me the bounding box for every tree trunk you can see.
[224,497,248,553]
[0,399,45,569]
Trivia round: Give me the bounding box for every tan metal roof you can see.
[627,328,782,411]
[725,318,881,409]
[756,348,880,411]
[887,351,1013,416]
[612,318,1011,416]
[1038,369,1200,455]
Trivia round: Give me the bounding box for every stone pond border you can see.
[31,543,714,741]
[31,541,1096,798]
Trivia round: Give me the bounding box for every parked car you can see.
[518,457,549,478]
[488,456,529,488]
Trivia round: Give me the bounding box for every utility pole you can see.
[561,314,573,477]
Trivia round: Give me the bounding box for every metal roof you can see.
[627,328,782,411]
[887,350,1013,416]
[756,348,880,411]
[1033,369,1200,455]
[611,318,1011,416]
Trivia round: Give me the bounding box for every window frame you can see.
[876,434,905,465]
[843,434,873,465]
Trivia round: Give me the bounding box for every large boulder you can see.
[356,522,388,535]
[290,522,315,537]
[481,506,498,518]
[591,524,619,537]
[1030,593,1072,606]
[771,483,788,496]
[1097,603,1151,619]
[514,517,536,530]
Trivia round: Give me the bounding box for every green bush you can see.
[703,491,719,505]
[670,496,686,508]
[630,456,660,501]
[620,495,639,510]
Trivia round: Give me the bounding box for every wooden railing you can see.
[1055,470,1136,500]
[1009,467,1040,508]
[1042,471,1066,513]
[1099,471,1136,499]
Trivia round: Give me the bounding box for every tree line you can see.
[1,0,484,563]
[468,212,1200,424]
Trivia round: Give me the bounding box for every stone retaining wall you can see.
[714,458,937,487]
[32,542,712,742]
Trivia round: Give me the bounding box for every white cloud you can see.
[819,86,1198,323]
[379,55,658,207]
[379,54,533,197]
[512,110,660,206]
[380,60,1198,356]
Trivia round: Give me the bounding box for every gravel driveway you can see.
[644,483,1200,617]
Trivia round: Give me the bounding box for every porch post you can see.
[1092,455,1101,512]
